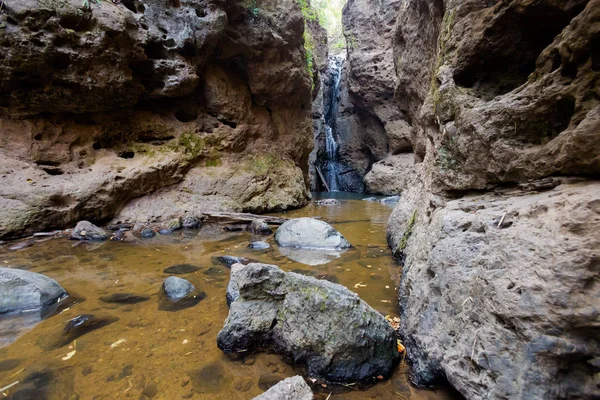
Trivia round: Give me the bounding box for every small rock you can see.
[0,359,21,372]
[253,376,313,400]
[249,219,273,235]
[158,277,205,311]
[182,214,201,230]
[70,221,109,241]
[163,264,200,274]
[167,218,183,230]
[158,228,173,235]
[141,382,158,399]
[163,276,195,301]
[133,224,155,239]
[110,230,126,241]
[99,293,150,304]
[248,241,270,250]
[211,256,253,268]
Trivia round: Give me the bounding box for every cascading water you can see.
[322,56,344,191]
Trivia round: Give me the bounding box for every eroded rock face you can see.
[218,263,399,383]
[0,0,314,239]
[367,0,600,397]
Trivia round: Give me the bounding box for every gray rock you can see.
[211,256,254,268]
[249,219,273,235]
[253,376,313,400]
[182,215,201,230]
[379,196,400,204]
[0,268,67,314]
[275,218,351,250]
[225,263,245,307]
[163,276,195,302]
[278,247,344,266]
[248,241,270,250]
[314,199,341,206]
[70,221,108,241]
[218,263,399,383]
[132,223,156,239]
[387,182,600,399]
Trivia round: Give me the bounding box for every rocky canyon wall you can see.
[345,0,600,398]
[0,0,316,239]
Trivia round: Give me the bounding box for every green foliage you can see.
[303,29,315,92]
[311,0,345,43]
[246,0,259,16]
[297,0,317,21]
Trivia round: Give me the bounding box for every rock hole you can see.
[195,8,207,17]
[34,133,43,141]
[6,16,17,25]
[453,3,585,100]
[180,42,197,58]
[220,119,237,129]
[42,167,64,176]
[129,60,165,91]
[121,0,144,13]
[140,23,149,30]
[174,109,199,122]
[50,53,71,70]
[426,268,436,280]
[59,14,94,32]
[117,151,135,159]
[143,41,167,59]
[93,142,102,150]
[164,38,176,48]
[561,62,578,79]
[516,95,575,144]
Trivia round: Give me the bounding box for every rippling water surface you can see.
[0,193,457,400]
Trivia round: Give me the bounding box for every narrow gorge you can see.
[0,0,598,399]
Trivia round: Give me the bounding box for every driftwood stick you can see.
[202,212,288,225]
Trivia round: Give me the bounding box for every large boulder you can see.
[253,376,313,400]
[275,218,351,250]
[217,263,399,383]
[0,268,67,314]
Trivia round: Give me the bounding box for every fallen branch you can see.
[202,212,288,225]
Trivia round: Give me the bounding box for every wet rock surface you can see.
[253,375,313,400]
[249,219,273,235]
[158,276,205,311]
[0,268,67,314]
[218,263,399,383]
[275,218,351,250]
[211,256,254,268]
[70,221,109,241]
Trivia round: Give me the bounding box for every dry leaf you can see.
[397,339,405,353]
[62,350,76,361]
[376,375,384,380]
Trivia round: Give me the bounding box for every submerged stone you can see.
[37,313,119,350]
[163,276,195,301]
[99,293,150,304]
[163,264,200,274]
[189,362,227,394]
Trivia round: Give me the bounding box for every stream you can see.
[0,193,457,400]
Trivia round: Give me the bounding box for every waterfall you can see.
[323,56,344,191]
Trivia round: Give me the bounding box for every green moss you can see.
[178,132,205,159]
[303,29,315,93]
[396,209,417,254]
[247,153,285,176]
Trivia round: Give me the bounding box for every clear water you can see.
[0,194,457,400]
